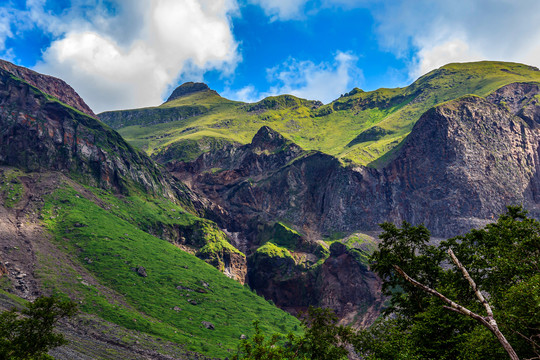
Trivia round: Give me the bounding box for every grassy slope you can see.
[37,183,300,358]
[103,61,540,166]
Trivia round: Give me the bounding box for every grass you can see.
[254,242,294,260]
[39,185,301,357]
[99,61,540,166]
[0,168,24,208]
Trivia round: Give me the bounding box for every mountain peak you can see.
[251,126,292,152]
[0,59,96,118]
[166,82,218,102]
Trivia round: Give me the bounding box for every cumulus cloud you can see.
[224,51,362,103]
[411,38,484,79]
[371,0,540,79]
[3,0,239,113]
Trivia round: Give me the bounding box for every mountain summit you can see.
[165,82,218,102]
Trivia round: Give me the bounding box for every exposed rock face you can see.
[0,67,184,200]
[384,90,540,234]
[166,82,218,102]
[168,82,540,326]
[247,241,383,327]
[0,59,96,118]
[172,83,540,238]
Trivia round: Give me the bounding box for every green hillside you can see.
[1,171,300,358]
[99,61,540,166]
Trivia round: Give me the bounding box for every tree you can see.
[361,206,539,360]
[0,295,77,359]
[232,307,354,360]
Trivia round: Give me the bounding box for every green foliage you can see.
[254,243,294,260]
[40,185,300,357]
[0,296,77,359]
[232,307,354,360]
[363,206,540,359]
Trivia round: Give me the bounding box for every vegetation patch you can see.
[0,168,24,208]
[40,185,300,357]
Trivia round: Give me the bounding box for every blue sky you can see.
[1,1,540,113]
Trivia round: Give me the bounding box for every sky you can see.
[1,0,540,113]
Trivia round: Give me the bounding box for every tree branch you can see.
[393,265,487,325]
[392,258,520,360]
[447,249,494,319]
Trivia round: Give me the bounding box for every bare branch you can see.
[448,249,494,319]
[393,265,487,325]
[392,261,520,360]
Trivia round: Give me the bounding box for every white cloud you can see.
[411,38,484,79]
[370,0,540,79]
[225,51,362,103]
[222,85,259,103]
[267,51,362,102]
[4,0,239,113]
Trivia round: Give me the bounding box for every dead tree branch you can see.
[393,248,520,360]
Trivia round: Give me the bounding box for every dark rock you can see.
[201,321,215,330]
[133,266,147,277]
[0,64,195,203]
[0,59,96,117]
[329,242,347,257]
[166,82,218,102]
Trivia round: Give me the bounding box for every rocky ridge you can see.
[0,59,96,118]
[165,82,219,103]
[0,66,186,201]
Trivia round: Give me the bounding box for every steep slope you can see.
[100,61,540,166]
[0,64,301,358]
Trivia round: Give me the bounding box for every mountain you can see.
[4,59,540,356]
[0,61,301,358]
[99,61,540,166]
[98,61,540,329]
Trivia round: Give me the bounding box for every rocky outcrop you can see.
[0,59,96,118]
[0,67,186,200]
[166,82,218,102]
[246,240,383,328]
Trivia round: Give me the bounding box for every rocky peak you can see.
[0,66,182,200]
[0,59,96,118]
[166,82,218,102]
[250,126,301,154]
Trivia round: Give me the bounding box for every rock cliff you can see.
[0,66,181,199]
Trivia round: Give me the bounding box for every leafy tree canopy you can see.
[360,206,540,360]
[232,306,354,360]
[0,295,77,360]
